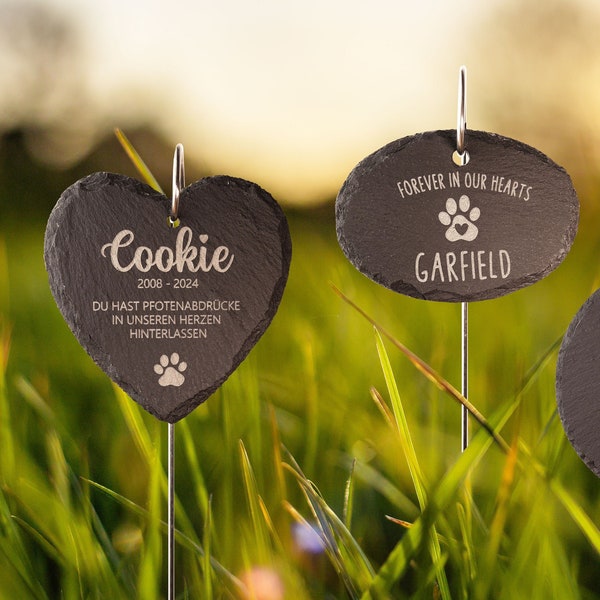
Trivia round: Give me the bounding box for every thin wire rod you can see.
[168,422,175,599]
[456,66,467,155]
[461,302,469,452]
[170,143,185,224]
[456,66,469,452]
[452,65,470,166]
[167,143,183,598]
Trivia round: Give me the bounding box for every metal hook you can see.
[169,143,185,226]
[452,66,469,166]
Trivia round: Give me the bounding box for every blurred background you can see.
[1,0,600,598]
[2,0,600,207]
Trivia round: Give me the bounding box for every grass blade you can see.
[114,128,164,193]
[113,386,156,465]
[239,439,271,563]
[548,477,600,553]
[343,458,356,531]
[474,419,520,600]
[333,284,509,453]
[178,418,209,524]
[374,330,426,504]
[342,456,419,517]
[85,479,246,595]
[514,440,600,553]
[374,329,450,600]
[283,452,375,597]
[0,491,51,599]
[203,496,214,600]
[137,421,161,600]
[0,320,14,484]
[360,412,499,598]
[335,287,600,592]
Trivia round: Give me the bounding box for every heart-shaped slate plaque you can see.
[336,129,579,302]
[44,172,292,422]
[556,288,600,477]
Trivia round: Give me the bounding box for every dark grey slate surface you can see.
[45,173,291,422]
[557,288,600,478]
[336,130,579,302]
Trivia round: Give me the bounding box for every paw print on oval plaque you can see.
[438,195,480,242]
[154,353,187,387]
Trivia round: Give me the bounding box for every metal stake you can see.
[168,143,184,598]
[168,422,175,599]
[454,66,469,451]
[461,302,469,452]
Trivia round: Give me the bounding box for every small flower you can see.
[240,566,285,600]
[292,521,326,555]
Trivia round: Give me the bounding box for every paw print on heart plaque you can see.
[438,195,480,242]
[154,353,187,387]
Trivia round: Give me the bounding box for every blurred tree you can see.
[0,1,96,167]
[474,0,600,182]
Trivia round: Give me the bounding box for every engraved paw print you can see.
[154,353,187,387]
[438,195,480,242]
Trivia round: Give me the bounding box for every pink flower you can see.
[240,566,285,600]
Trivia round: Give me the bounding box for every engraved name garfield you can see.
[101,226,234,273]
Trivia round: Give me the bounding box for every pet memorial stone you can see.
[45,172,291,422]
[556,288,600,478]
[336,129,579,302]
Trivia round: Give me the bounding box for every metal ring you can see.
[453,65,469,166]
[170,143,185,224]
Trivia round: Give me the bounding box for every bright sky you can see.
[4,0,600,204]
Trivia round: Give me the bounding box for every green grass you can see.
[1,144,600,598]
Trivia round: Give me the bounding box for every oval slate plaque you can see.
[556,289,600,477]
[336,129,579,302]
[44,173,291,423]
